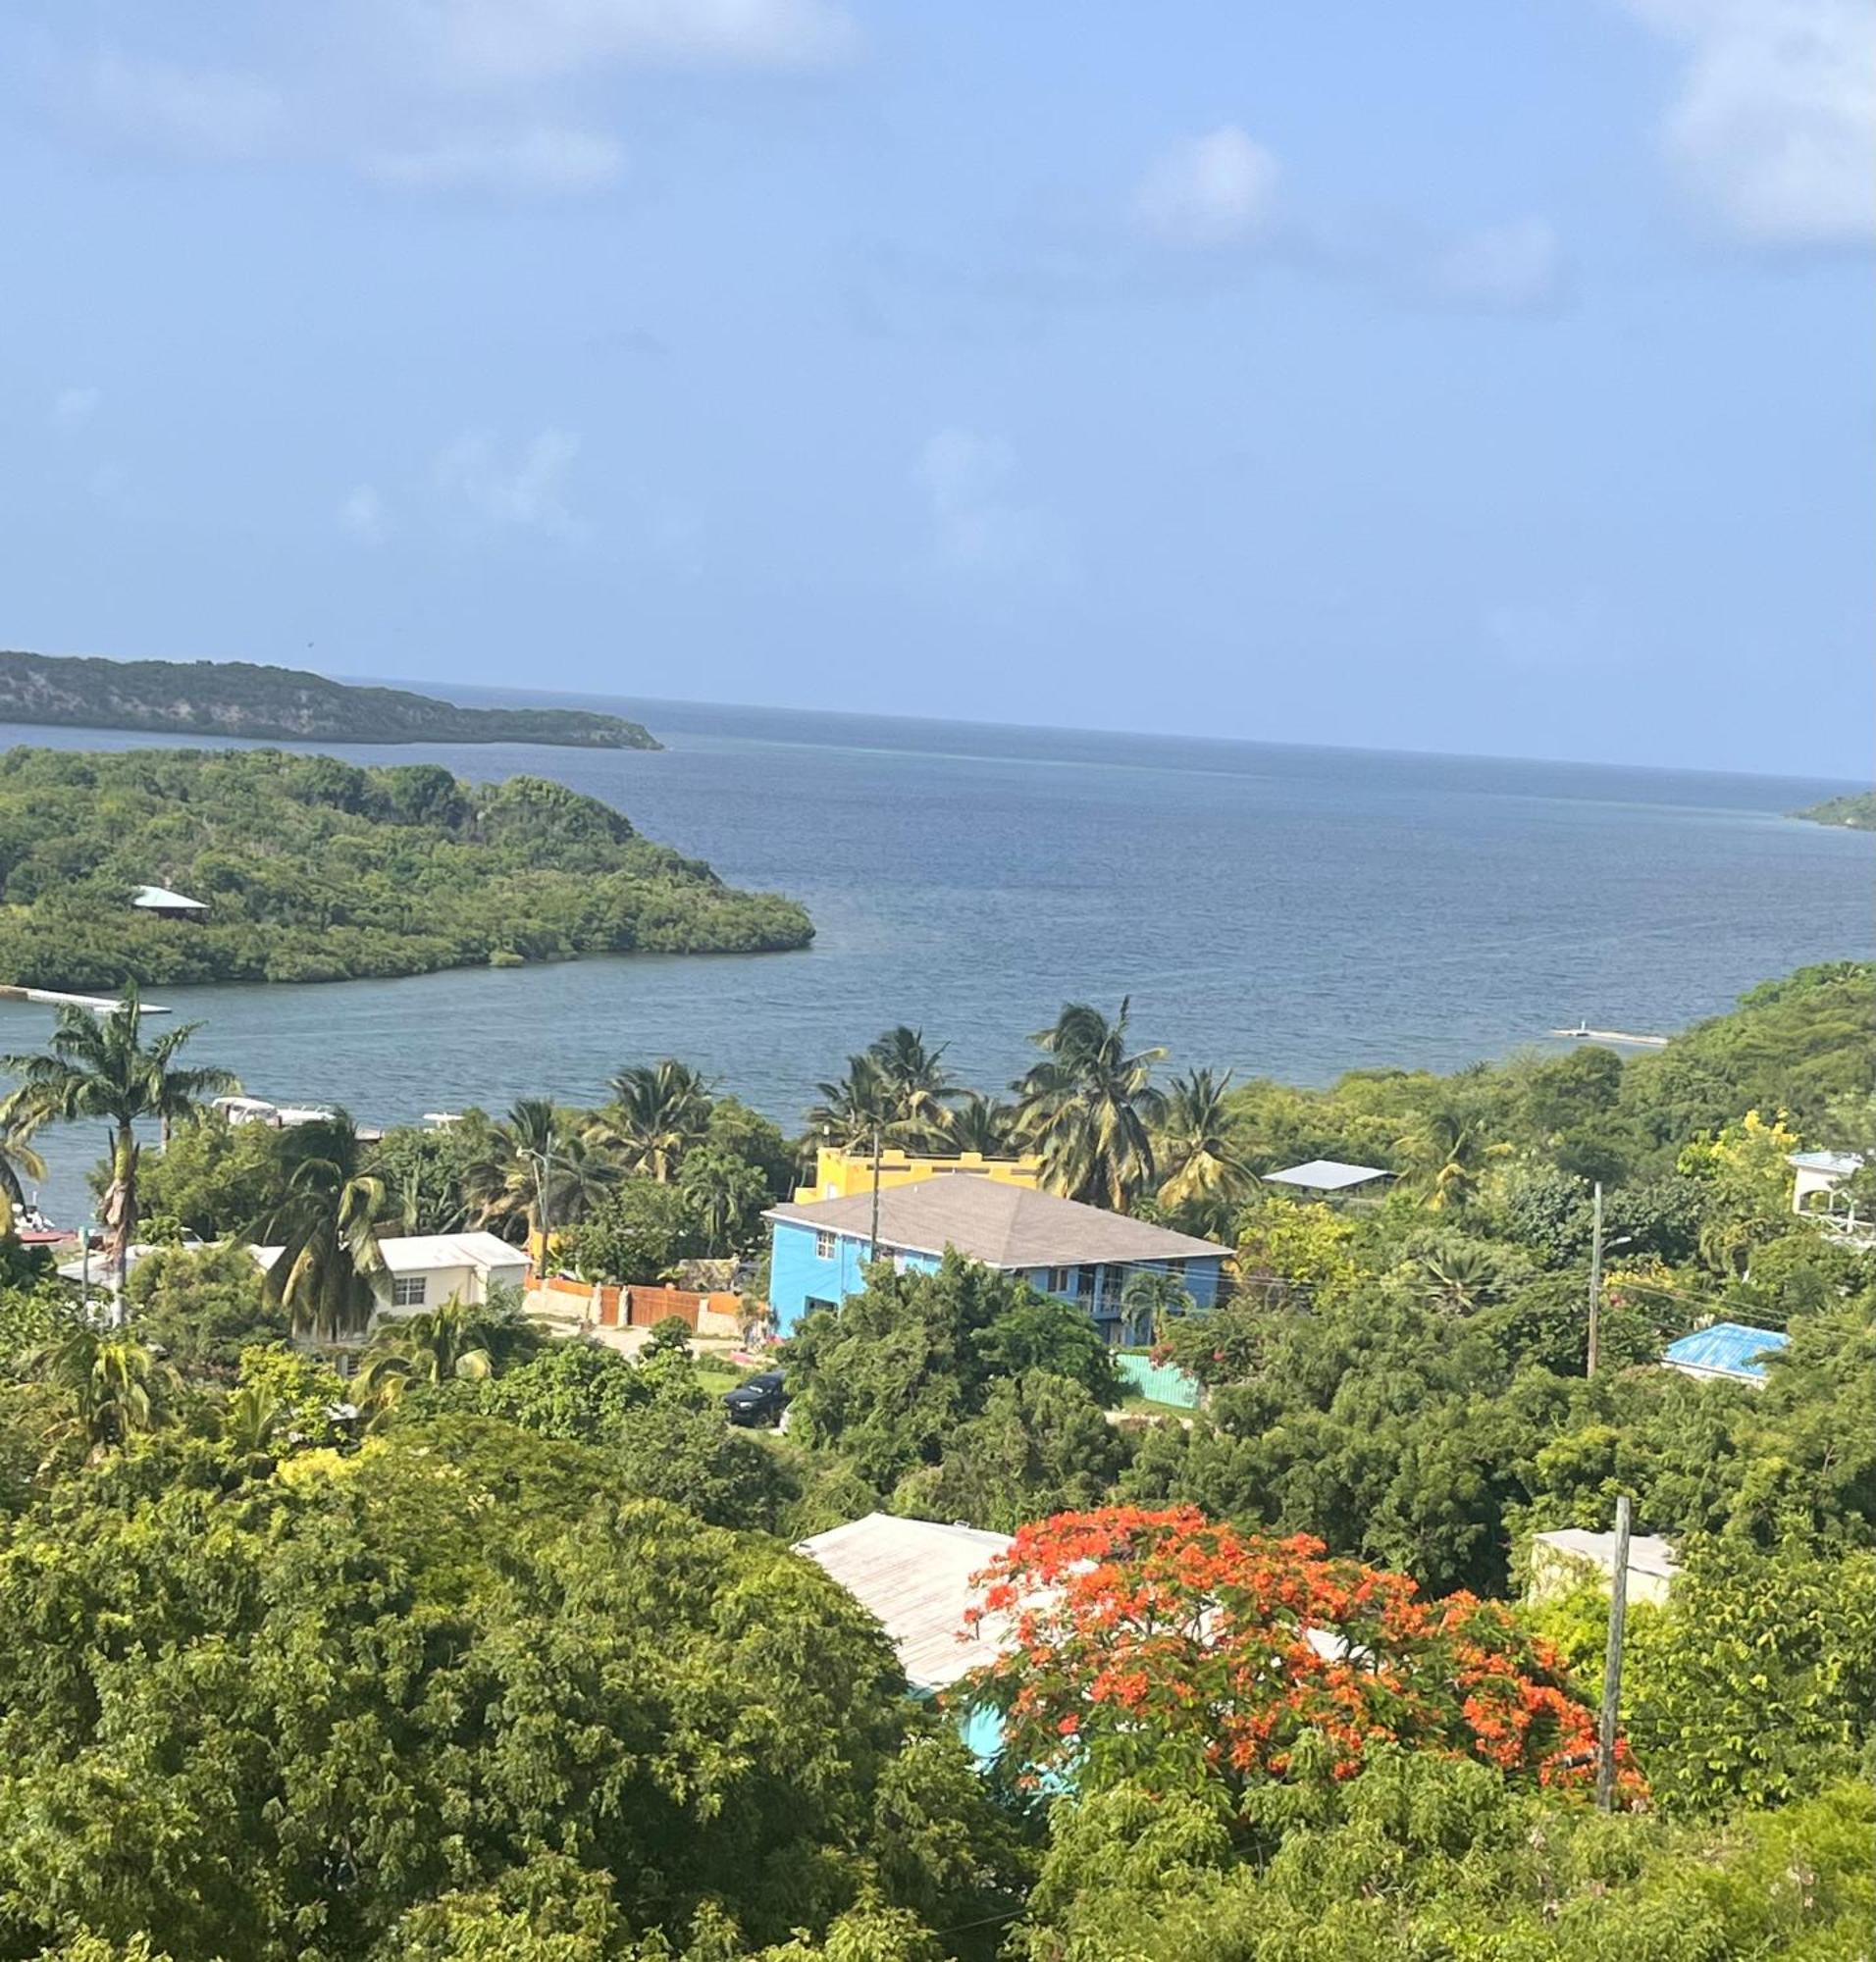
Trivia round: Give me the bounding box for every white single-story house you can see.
[1788,1149,1869,1237]
[250,1230,529,1321]
[1528,1527,1681,1609]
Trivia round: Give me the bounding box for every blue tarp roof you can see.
[1662,1322,1790,1381]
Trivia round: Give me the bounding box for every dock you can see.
[1550,1023,1668,1049]
[0,985,172,1016]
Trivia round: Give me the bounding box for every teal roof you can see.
[1662,1322,1789,1382]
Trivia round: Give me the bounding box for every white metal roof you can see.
[1532,1527,1681,1582]
[796,1513,1016,1690]
[1266,1159,1392,1192]
[130,884,207,910]
[251,1231,527,1276]
[1788,1150,1865,1177]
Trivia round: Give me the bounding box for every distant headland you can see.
[1792,792,1876,832]
[0,648,661,750]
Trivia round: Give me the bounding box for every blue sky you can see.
[2,2,1869,776]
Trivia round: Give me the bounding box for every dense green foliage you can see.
[0,960,1869,1954]
[0,649,659,749]
[0,748,811,987]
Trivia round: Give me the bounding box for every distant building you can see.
[1661,1321,1790,1386]
[1264,1159,1393,1202]
[1788,1149,1870,1237]
[1528,1527,1681,1608]
[251,1230,528,1327]
[793,1145,1041,1205]
[130,883,208,920]
[763,1177,1226,1336]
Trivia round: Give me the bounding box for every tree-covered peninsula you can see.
[1793,790,1876,830]
[0,648,660,749]
[0,747,811,986]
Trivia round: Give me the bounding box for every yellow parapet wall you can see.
[794,1146,1042,1204]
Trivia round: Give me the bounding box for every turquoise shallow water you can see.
[3,700,1869,1227]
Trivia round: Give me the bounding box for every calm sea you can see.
[4,698,1870,1228]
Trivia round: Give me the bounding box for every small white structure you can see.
[1266,1160,1393,1200]
[251,1231,528,1322]
[131,884,208,919]
[1788,1150,1869,1234]
[796,1512,1016,1691]
[1529,1527,1681,1609]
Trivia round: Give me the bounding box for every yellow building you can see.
[793,1145,1042,1205]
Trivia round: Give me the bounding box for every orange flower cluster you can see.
[960,1506,1639,1798]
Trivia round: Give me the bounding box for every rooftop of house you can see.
[251,1231,529,1276]
[765,1178,1226,1269]
[1788,1150,1866,1177]
[795,1512,1016,1690]
[130,883,207,910]
[1531,1526,1682,1582]
[1265,1159,1393,1192]
[1661,1322,1790,1383]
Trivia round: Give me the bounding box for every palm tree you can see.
[32,1324,179,1456]
[946,1091,1019,1158]
[863,1026,956,1147]
[0,983,238,1311]
[1118,1267,1196,1348]
[1397,1103,1507,1213]
[807,1052,892,1152]
[1155,1068,1257,1222]
[465,1100,615,1248]
[219,1379,287,1458]
[595,1061,714,1182]
[0,1120,47,1234]
[1012,999,1167,1212]
[253,1112,412,1343]
[354,1294,533,1419]
[1414,1243,1500,1314]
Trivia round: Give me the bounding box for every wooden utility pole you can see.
[867,1120,883,1263]
[1586,1180,1605,1378]
[1595,1492,1632,1811]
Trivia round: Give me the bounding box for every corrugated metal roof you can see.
[765,1180,1225,1268]
[796,1513,1016,1690]
[1788,1150,1865,1177]
[130,883,206,910]
[1661,1322,1790,1382]
[1265,1160,1392,1191]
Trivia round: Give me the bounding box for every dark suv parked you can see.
[723,1369,789,1427]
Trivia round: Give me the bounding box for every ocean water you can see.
[3,700,1869,1228]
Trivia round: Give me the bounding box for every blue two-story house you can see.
[763,1176,1227,1337]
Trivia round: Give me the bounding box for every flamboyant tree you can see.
[962,1506,1633,1800]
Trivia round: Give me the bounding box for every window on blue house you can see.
[814,1230,836,1260]
[1048,1266,1071,1293]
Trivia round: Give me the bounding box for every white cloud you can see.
[367,125,625,193]
[1429,217,1567,310]
[1620,0,1875,244]
[914,429,1060,576]
[88,49,286,160]
[53,386,102,427]
[339,485,391,544]
[1132,125,1280,247]
[417,0,858,83]
[434,428,586,538]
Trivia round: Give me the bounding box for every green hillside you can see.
[0,648,659,749]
